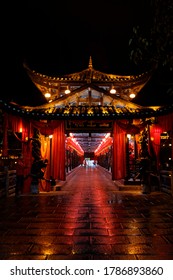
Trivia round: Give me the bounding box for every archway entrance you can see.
[64,119,113,173]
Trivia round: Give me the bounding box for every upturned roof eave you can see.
[23,61,152,84]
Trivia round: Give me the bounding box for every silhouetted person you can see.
[15,155,25,197]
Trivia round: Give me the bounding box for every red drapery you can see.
[52,121,66,181]
[157,112,173,132]
[31,120,58,135]
[150,124,163,169]
[149,113,173,169]
[112,121,126,180]
[116,120,141,134]
[158,113,173,158]
[7,114,33,193]
[2,112,8,156]
[31,120,66,183]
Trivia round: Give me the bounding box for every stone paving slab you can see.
[0,165,173,260]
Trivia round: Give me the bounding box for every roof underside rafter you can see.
[1,99,168,121]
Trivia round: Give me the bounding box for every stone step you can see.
[52,180,66,191]
[118,185,142,191]
[114,180,142,191]
[53,185,62,191]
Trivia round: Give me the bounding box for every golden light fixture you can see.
[110,86,116,94]
[65,86,71,94]
[45,92,51,98]
[129,93,136,99]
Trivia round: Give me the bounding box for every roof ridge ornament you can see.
[88,56,93,69]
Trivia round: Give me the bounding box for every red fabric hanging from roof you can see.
[52,121,66,181]
[112,121,126,180]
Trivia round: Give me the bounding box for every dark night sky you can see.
[2,0,165,106]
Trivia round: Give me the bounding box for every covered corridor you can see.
[0,165,173,260]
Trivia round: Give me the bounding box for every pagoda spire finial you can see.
[88,56,93,69]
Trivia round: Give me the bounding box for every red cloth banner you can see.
[112,121,126,180]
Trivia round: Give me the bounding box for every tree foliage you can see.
[129,0,173,74]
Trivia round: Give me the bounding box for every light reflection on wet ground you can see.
[0,165,173,260]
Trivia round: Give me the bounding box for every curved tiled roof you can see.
[23,57,152,105]
[24,56,151,83]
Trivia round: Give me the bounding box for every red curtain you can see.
[157,112,173,132]
[149,112,173,169]
[52,121,66,181]
[30,120,66,182]
[112,121,126,180]
[6,114,33,193]
[150,124,163,169]
[116,120,140,134]
[31,120,60,135]
[157,112,173,160]
[2,112,8,156]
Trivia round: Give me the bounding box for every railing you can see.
[160,170,173,196]
[0,169,16,198]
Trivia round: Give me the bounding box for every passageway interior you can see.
[68,132,111,153]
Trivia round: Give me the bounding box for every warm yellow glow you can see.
[65,87,71,94]
[87,108,94,114]
[110,88,116,94]
[45,92,51,98]
[19,128,23,133]
[49,135,53,139]
[127,134,131,140]
[129,93,136,99]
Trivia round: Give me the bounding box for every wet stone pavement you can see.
[0,165,173,260]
